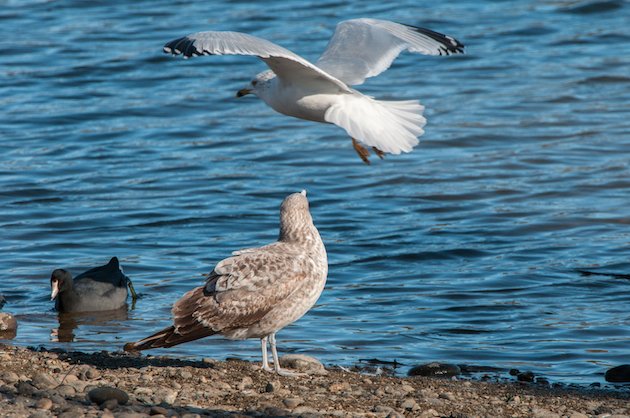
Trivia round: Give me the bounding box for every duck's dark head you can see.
[50,269,72,300]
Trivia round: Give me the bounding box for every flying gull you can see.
[125,191,328,376]
[163,18,464,164]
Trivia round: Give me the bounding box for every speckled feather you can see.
[126,192,327,350]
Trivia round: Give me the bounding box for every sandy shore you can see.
[0,343,628,418]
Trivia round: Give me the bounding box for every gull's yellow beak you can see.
[236,88,252,98]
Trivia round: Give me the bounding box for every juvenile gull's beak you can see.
[51,281,60,301]
[236,88,251,98]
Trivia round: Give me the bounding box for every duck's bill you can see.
[50,282,60,300]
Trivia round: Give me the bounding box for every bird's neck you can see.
[58,280,79,307]
[279,221,324,251]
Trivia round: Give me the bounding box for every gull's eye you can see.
[252,80,258,86]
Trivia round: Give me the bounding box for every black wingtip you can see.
[163,37,192,57]
[404,24,465,55]
[163,36,213,58]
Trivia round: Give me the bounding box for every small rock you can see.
[535,377,549,386]
[100,399,119,411]
[0,371,19,384]
[531,407,560,418]
[280,354,327,375]
[408,362,461,378]
[134,387,153,396]
[134,386,153,403]
[237,376,253,390]
[265,382,277,393]
[161,389,177,405]
[591,405,613,415]
[401,384,415,393]
[517,371,535,382]
[180,370,193,379]
[328,382,351,393]
[28,411,50,418]
[32,372,57,389]
[264,407,290,416]
[373,405,394,413]
[509,368,520,376]
[115,413,147,418]
[0,312,17,332]
[140,375,154,384]
[85,368,100,380]
[283,397,302,409]
[293,406,320,416]
[150,406,168,416]
[87,386,129,405]
[63,374,79,384]
[54,384,76,398]
[57,406,86,418]
[36,398,53,410]
[438,392,455,401]
[69,380,88,393]
[568,412,588,418]
[50,394,67,409]
[401,398,419,410]
[214,380,231,391]
[17,381,38,396]
[605,365,630,382]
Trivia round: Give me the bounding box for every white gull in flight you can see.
[125,191,327,376]
[163,18,464,164]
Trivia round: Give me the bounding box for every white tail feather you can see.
[325,95,426,154]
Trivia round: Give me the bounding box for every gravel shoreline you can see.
[0,343,628,418]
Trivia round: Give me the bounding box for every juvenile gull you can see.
[163,18,464,164]
[124,191,327,376]
[50,257,138,313]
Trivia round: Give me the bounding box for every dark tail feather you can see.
[124,325,217,352]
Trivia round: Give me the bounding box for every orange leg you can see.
[352,138,371,165]
[372,147,385,160]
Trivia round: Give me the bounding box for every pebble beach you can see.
[1,343,628,418]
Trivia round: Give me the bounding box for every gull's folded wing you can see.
[316,18,464,86]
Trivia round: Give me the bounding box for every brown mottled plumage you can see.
[124,191,327,376]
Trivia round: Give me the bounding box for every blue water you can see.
[2,0,630,385]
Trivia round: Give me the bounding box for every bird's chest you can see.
[264,83,338,123]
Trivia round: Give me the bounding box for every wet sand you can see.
[0,343,628,418]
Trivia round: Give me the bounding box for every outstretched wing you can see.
[164,31,351,92]
[316,18,464,86]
